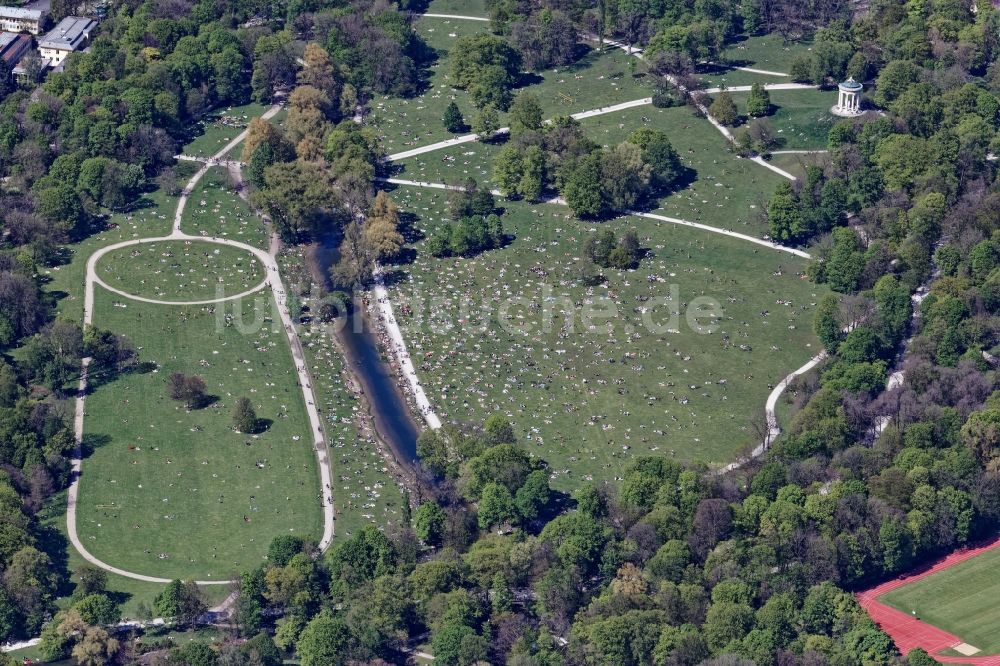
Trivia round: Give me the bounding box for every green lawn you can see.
[180,167,270,249]
[395,138,501,186]
[95,240,264,302]
[397,103,784,237]
[578,104,785,235]
[76,289,324,580]
[36,492,231,623]
[719,88,836,151]
[417,15,491,54]
[373,43,653,157]
[7,625,231,664]
[721,34,814,72]
[527,47,653,119]
[181,102,269,158]
[385,185,827,489]
[881,546,1000,654]
[34,102,319,622]
[697,65,788,89]
[45,190,179,321]
[268,106,289,129]
[426,0,488,15]
[767,151,831,180]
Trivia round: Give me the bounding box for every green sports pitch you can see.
[880,544,1000,655]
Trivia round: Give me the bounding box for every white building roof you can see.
[0,7,43,20]
[38,16,95,51]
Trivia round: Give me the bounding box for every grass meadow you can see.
[75,288,324,579]
[426,0,488,15]
[179,167,270,249]
[697,65,788,89]
[277,248,409,541]
[373,26,654,156]
[396,102,786,238]
[767,151,831,180]
[385,184,827,489]
[95,241,264,302]
[181,102,270,158]
[720,34,814,73]
[577,104,786,235]
[720,88,836,151]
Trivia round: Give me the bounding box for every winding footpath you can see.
[373,12,835,461]
[68,104,336,587]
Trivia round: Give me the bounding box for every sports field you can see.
[881,544,1000,654]
[76,289,324,579]
[387,184,826,488]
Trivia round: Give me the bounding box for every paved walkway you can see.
[702,83,816,94]
[371,271,442,429]
[68,103,336,586]
[715,350,827,474]
[174,155,245,168]
[421,12,488,21]
[386,86,810,172]
[415,10,812,183]
[583,34,801,181]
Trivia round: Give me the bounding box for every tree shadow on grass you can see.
[380,268,410,288]
[190,394,219,410]
[80,433,112,459]
[249,418,272,435]
[35,517,74,597]
[515,72,544,89]
[668,165,699,195]
[398,211,425,244]
[391,247,418,266]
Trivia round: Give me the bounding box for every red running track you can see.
[856,535,1000,665]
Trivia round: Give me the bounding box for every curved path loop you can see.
[69,104,336,586]
[91,243,269,307]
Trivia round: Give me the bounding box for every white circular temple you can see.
[832,77,864,117]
